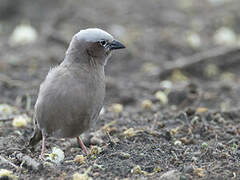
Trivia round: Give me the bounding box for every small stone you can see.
[9,23,38,46]
[174,140,182,146]
[214,27,237,46]
[196,107,208,113]
[160,80,173,90]
[111,103,123,114]
[155,91,168,105]
[141,99,153,109]
[183,165,194,173]
[186,31,201,48]
[131,165,142,174]
[90,136,104,145]
[216,142,224,150]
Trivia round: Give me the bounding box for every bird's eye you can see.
[99,40,107,46]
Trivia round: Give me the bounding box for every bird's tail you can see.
[29,126,42,146]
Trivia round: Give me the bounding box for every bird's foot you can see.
[77,136,88,155]
[39,135,46,160]
[39,153,45,160]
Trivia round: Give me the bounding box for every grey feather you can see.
[29,28,125,146]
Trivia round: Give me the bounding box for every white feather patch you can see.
[75,28,114,42]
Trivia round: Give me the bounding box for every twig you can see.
[0,155,19,169]
[151,114,158,132]
[159,47,240,78]
[15,152,43,171]
[105,131,116,146]
[0,117,14,122]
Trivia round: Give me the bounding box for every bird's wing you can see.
[35,67,92,137]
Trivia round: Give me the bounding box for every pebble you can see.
[183,165,194,173]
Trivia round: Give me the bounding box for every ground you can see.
[0,0,240,179]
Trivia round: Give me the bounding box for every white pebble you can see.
[9,23,38,46]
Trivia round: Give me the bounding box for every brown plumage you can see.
[29,28,125,158]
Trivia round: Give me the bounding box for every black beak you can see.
[109,40,125,50]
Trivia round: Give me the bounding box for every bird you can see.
[29,28,125,158]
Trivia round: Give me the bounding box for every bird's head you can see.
[66,28,125,66]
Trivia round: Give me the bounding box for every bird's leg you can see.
[40,135,46,159]
[77,136,88,155]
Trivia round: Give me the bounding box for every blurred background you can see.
[1,1,240,179]
[1,0,240,111]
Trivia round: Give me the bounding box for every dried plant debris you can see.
[122,128,143,137]
[196,107,208,113]
[141,62,160,75]
[102,120,117,132]
[186,31,201,49]
[141,99,153,109]
[204,64,219,78]
[73,155,86,164]
[73,172,92,180]
[90,146,102,155]
[73,167,92,180]
[131,165,142,174]
[194,167,206,177]
[0,104,18,116]
[9,22,38,46]
[0,169,18,180]
[170,70,189,82]
[131,165,160,176]
[46,147,65,164]
[12,114,30,128]
[110,103,123,114]
[2,0,240,179]
[155,91,168,105]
